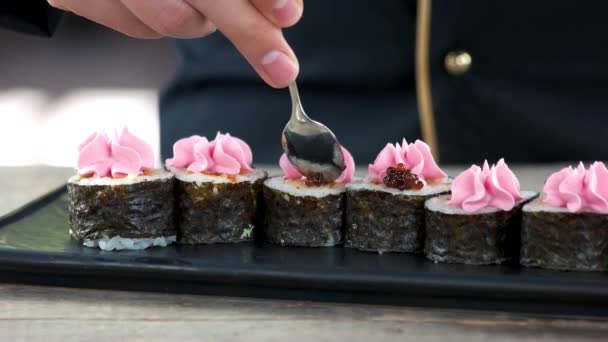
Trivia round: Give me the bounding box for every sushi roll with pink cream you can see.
[345,139,450,253]
[166,132,266,244]
[263,147,355,247]
[425,159,537,264]
[68,128,176,251]
[522,162,608,271]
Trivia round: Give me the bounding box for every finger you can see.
[47,0,161,39]
[185,0,299,88]
[121,0,216,39]
[249,0,303,28]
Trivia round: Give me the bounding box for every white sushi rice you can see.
[523,198,604,214]
[426,191,538,215]
[83,235,177,251]
[167,166,266,184]
[264,176,346,198]
[347,177,451,196]
[68,169,174,186]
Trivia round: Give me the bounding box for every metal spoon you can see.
[281,81,345,183]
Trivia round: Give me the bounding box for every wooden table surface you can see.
[1,165,606,341]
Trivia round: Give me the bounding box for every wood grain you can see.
[0,284,607,341]
[0,166,72,218]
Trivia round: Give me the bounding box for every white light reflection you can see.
[0,88,160,167]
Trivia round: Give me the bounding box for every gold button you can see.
[444,50,472,76]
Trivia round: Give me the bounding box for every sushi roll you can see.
[425,159,537,264]
[521,162,608,271]
[263,147,355,247]
[345,139,450,253]
[68,128,176,251]
[166,132,266,244]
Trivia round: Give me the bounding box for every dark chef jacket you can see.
[3,1,608,164]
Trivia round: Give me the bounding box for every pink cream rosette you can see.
[77,127,154,178]
[166,132,254,175]
[368,139,446,183]
[543,162,608,213]
[449,159,523,212]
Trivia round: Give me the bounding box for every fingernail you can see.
[274,0,299,23]
[261,50,298,86]
[274,0,289,9]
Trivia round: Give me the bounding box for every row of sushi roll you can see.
[68,128,263,250]
[67,128,608,271]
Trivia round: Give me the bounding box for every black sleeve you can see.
[0,1,63,36]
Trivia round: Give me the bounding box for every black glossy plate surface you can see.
[0,188,607,316]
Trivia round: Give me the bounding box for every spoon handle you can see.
[289,82,308,122]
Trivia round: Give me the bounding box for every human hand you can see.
[47,0,303,88]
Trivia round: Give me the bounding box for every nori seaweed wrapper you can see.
[345,185,449,253]
[425,193,537,265]
[263,179,345,247]
[68,175,176,240]
[176,175,265,244]
[521,202,608,271]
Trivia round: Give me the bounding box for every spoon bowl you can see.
[282,82,345,183]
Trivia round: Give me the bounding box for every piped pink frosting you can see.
[279,146,355,184]
[166,132,253,175]
[449,159,523,212]
[543,162,608,213]
[368,139,446,182]
[77,128,154,178]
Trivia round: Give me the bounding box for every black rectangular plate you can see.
[1,188,607,316]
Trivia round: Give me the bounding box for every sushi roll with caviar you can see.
[521,162,608,271]
[263,146,355,247]
[425,159,537,264]
[345,139,450,253]
[68,128,176,251]
[166,132,266,244]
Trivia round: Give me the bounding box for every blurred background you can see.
[0,13,175,167]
